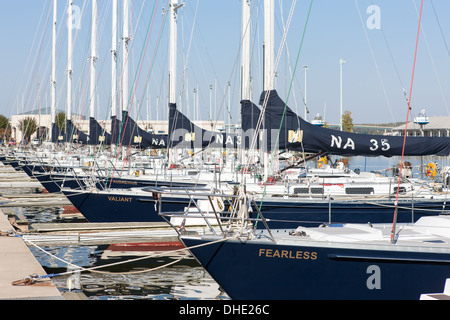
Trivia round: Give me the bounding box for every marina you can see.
[2,0,450,305]
[0,168,227,300]
[1,154,450,301]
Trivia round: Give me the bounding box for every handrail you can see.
[153,186,275,242]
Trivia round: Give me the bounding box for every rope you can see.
[13,233,231,285]
[109,0,168,186]
[391,0,424,244]
[257,0,313,217]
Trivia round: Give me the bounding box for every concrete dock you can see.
[0,209,62,300]
[0,167,41,188]
[0,161,189,299]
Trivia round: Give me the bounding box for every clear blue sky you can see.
[1,0,450,126]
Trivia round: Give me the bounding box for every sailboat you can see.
[60,0,260,223]
[59,0,214,223]
[60,0,450,225]
[13,0,210,195]
[163,0,450,300]
[178,200,450,299]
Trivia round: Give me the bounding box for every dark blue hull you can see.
[4,157,446,229]
[62,189,189,222]
[31,171,206,193]
[182,236,450,300]
[63,185,446,226]
[34,173,84,193]
[251,198,446,228]
[2,158,25,171]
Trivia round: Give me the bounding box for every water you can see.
[27,242,228,300]
[3,187,229,300]
[346,155,450,177]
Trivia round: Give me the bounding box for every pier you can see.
[23,221,180,247]
[0,208,62,299]
[0,162,190,300]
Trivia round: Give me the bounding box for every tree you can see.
[342,110,354,132]
[19,117,37,143]
[55,112,66,132]
[0,115,11,140]
[0,115,9,129]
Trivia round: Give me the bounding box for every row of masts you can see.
[50,0,174,141]
[48,0,275,175]
[66,0,96,123]
[49,0,260,139]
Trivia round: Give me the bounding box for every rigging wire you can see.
[277,0,301,119]
[110,0,161,178]
[12,0,51,119]
[391,0,424,244]
[256,0,312,216]
[20,0,70,146]
[411,0,450,116]
[354,0,396,124]
[430,0,450,57]
[248,0,299,154]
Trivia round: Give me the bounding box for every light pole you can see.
[340,58,346,131]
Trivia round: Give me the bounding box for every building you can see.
[11,108,224,143]
[388,115,450,137]
[11,108,85,143]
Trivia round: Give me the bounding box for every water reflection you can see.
[30,244,229,300]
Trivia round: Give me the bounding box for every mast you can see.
[241,0,251,101]
[169,0,178,105]
[67,0,73,123]
[90,0,97,119]
[168,0,181,164]
[111,0,117,120]
[263,0,274,180]
[263,0,274,92]
[122,0,130,114]
[241,0,251,168]
[51,0,57,142]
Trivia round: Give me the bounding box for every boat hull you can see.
[22,163,206,193]
[62,189,189,222]
[181,236,450,300]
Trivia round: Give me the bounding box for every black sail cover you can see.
[89,117,112,145]
[51,122,64,143]
[119,111,167,149]
[241,99,261,149]
[168,103,239,149]
[260,90,450,157]
[64,119,89,144]
[110,115,122,146]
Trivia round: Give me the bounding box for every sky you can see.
[1,0,450,127]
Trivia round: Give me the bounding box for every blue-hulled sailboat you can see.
[166,0,450,300]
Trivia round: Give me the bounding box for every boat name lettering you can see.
[258,248,317,260]
[369,139,390,152]
[330,135,355,150]
[330,135,391,152]
[114,180,138,185]
[107,196,132,202]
